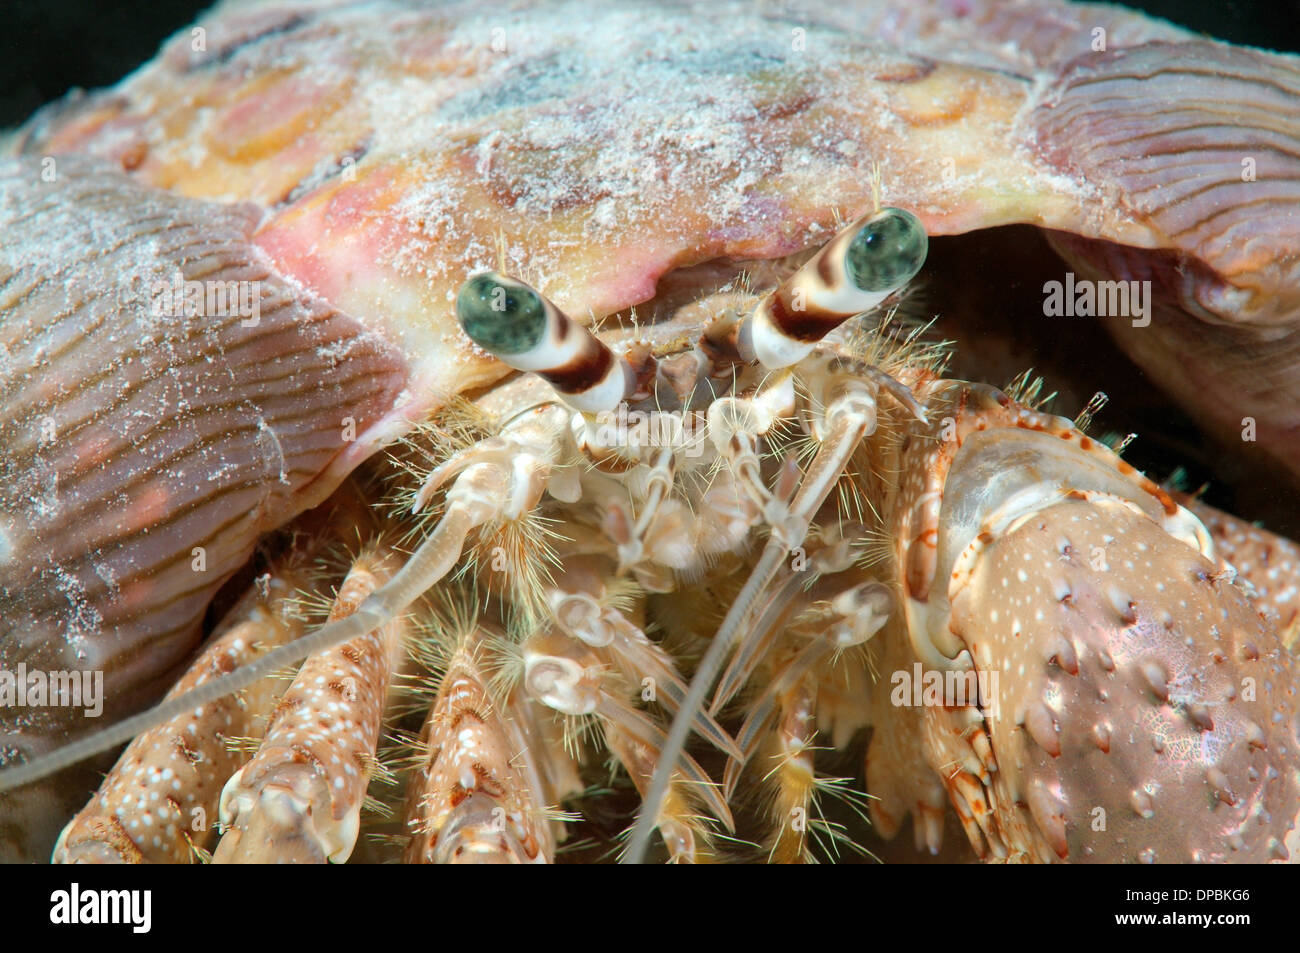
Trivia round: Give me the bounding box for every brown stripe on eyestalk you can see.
[539,337,616,397]
[762,287,850,344]
[762,211,876,344]
[0,155,408,862]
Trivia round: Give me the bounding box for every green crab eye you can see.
[843,207,927,293]
[456,273,547,355]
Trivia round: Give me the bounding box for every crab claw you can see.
[880,381,1300,862]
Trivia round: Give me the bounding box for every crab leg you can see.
[710,529,875,715]
[723,646,826,803]
[765,677,820,864]
[213,548,407,863]
[52,567,309,864]
[602,447,677,572]
[710,573,809,717]
[877,381,1300,862]
[0,406,571,796]
[404,631,553,864]
[603,715,718,864]
[723,581,890,800]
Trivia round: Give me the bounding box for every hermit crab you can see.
[2,0,1299,864]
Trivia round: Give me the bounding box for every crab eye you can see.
[456,272,547,355]
[843,207,927,293]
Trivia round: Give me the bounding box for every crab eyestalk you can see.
[741,206,928,369]
[457,272,634,413]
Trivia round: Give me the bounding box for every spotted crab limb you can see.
[893,383,1208,672]
[53,564,309,864]
[214,549,407,864]
[888,382,1300,862]
[0,405,569,799]
[1177,495,1300,648]
[945,495,1299,862]
[404,631,553,864]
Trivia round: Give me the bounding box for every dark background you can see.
[3,0,1300,129]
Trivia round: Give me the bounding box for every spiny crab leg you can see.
[765,677,821,864]
[722,581,892,801]
[710,527,870,715]
[404,628,553,864]
[603,721,717,864]
[709,571,808,718]
[214,548,407,863]
[52,565,310,863]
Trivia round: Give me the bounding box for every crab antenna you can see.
[739,206,927,369]
[457,272,634,413]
